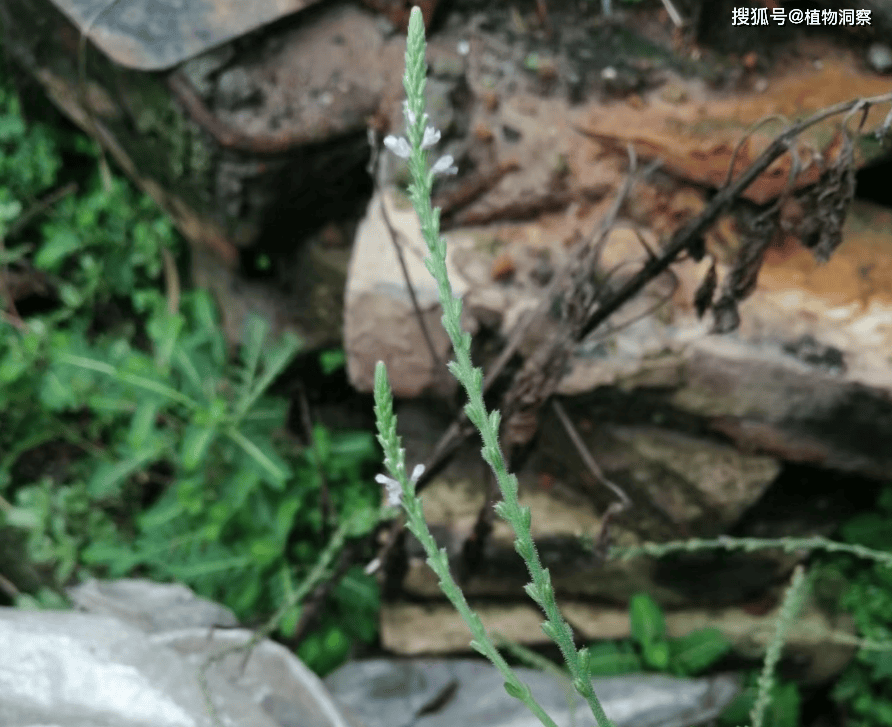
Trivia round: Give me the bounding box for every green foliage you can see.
[1,86,175,325]
[629,592,670,669]
[823,484,892,726]
[719,675,801,727]
[587,592,732,678]
[585,641,643,676]
[0,67,382,676]
[0,89,61,206]
[297,565,380,675]
[0,73,182,487]
[3,298,381,672]
[318,347,346,375]
[585,592,804,726]
[668,626,733,676]
[14,586,70,611]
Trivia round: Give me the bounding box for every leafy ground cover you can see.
[0,65,380,676]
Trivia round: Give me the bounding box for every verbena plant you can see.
[373,10,615,725]
[372,8,892,727]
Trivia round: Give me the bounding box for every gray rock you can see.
[0,580,351,727]
[325,658,741,727]
[216,67,264,111]
[0,579,746,727]
[67,577,239,634]
[868,43,892,73]
[344,188,476,398]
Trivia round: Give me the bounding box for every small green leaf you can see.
[127,399,160,451]
[81,541,144,576]
[720,680,800,727]
[118,370,194,407]
[642,639,670,671]
[503,681,530,701]
[334,568,380,642]
[231,574,262,616]
[88,450,157,497]
[180,425,217,471]
[0,346,29,383]
[261,331,301,378]
[319,348,345,374]
[842,512,892,550]
[170,554,253,578]
[35,228,80,270]
[4,505,40,529]
[148,312,184,370]
[173,347,205,396]
[343,506,381,538]
[274,498,301,540]
[246,314,269,363]
[57,352,115,376]
[191,290,225,367]
[541,621,559,641]
[137,489,181,530]
[872,652,892,681]
[221,468,261,510]
[38,371,75,410]
[469,639,488,657]
[249,538,282,566]
[328,430,376,461]
[586,641,643,675]
[668,627,732,676]
[227,429,292,488]
[208,396,228,422]
[278,603,302,638]
[312,424,332,465]
[275,564,300,636]
[59,282,83,307]
[629,592,666,647]
[175,474,207,515]
[234,325,300,419]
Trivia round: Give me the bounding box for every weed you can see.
[0,62,381,675]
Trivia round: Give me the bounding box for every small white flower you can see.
[382,104,458,176]
[403,101,418,128]
[422,125,441,149]
[431,154,458,176]
[375,463,426,506]
[383,134,412,159]
[457,40,470,56]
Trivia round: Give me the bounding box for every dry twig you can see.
[374,91,892,586]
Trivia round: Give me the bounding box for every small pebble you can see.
[868,43,892,74]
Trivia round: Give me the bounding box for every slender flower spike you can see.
[369,10,617,727]
[376,464,426,507]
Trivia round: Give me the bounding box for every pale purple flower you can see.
[375,463,426,506]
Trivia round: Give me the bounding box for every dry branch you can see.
[374,91,892,587]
